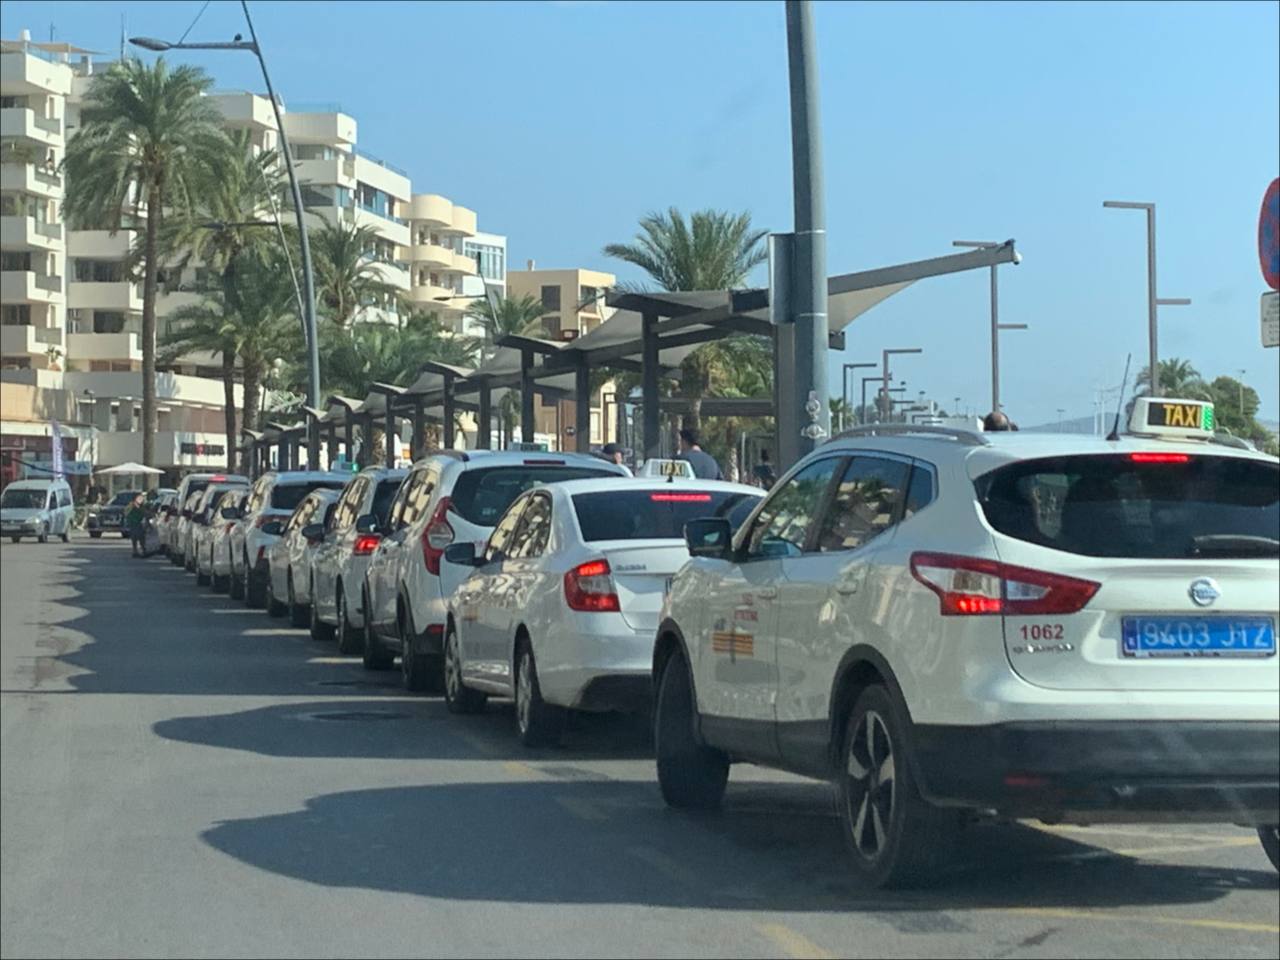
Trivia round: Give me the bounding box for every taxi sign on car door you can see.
[1129,396,1214,438]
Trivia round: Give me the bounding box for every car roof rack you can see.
[830,424,991,447]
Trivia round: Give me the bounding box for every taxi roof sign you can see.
[1129,396,1215,439]
[638,458,695,479]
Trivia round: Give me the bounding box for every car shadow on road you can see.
[200,778,1275,913]
[152,696,655,761]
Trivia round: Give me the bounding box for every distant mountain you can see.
[1021,414,1102,435]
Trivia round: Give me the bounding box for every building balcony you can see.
[210,91,278,131]
[1,323,62,359]
[0,215,62,252]
[405,194,476,236]
[68,281,143,312]
[408,242,458,270]
[0,161,63,198]
[66,330,142,363]
[294,154,356,188]
[350,206,409,247]
[0,106,63,145]
[1,52,74,96]
[68,229,136,259]
[406,283,466,306]
[156,289,211,317]
[1,270,63,303]
[281,110,356,147]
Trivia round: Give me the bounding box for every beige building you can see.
[504,264,620,449]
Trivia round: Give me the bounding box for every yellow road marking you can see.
[305,656,351,664]
[1032,823,1254,844]
[1108,837,1260,858]
[1003,907,1279,935]
[555,796,610,822]
[501,761,544,779]
[754,923,836,960]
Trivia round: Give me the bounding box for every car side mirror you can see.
[355,513,379,534]
[685,518,733,560]
[443,542,480,566]
[220,506,239,520]
[260,519,285,537]
[181,509,192,519]
[302,522,325,543]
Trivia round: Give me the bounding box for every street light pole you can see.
[881,348,922,421]
[841,361,876,430]
[1102,201,1191,395]
[784,0,829,460]
[132,2,321,467]
[953,240,1025,413]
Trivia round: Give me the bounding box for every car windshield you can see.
[271,481,346,512]
[976,453,1280,559]
[373,479,402,526]
[450,466,617,526]
[573,489,760,541]
[109,491,138,506]
[1,489,46,509]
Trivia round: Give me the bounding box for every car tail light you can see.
[909,552,1100,616]
[256,545,265,564]
[422,496,455,575]
[564,559,621,612]
[523,459,564,465]
[224,522,235,534]
[354,533,381,556]
[650,492,712,502]
[1129,452,1190,463]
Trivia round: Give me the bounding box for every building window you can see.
[541,315,561,338]
[73,259,125,283]
[1,250,32,272]
[541,285,561,311]
[2,304,32,326]
[93,312,126,334]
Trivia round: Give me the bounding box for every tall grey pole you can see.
[990,265,1000,411]
[1144,206,1159,395]
[785,0,828,462]
[240,0,321,466]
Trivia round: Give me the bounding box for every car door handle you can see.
[755,587,778,600]
[835,580,859,595]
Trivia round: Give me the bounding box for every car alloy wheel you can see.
[845,708,895,863]
[445,629,463,702]
[515,650,534,737]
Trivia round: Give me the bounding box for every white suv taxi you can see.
[653,397,1279,887]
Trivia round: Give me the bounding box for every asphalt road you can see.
[2,536,1277,959]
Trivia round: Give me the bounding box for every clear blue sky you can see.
[5,0,1278,427]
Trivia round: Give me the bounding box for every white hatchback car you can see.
[208,489,250,593]
[653,399,1280,887]
[309,467,408,651]
[192,482,250,585]
[230,471,350,608]
[363,451,629,690]
[266,487,342,626]
[443,476,762,745]
[168,472,249,564]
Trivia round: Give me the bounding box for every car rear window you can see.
[977,454,1280,559]
[573,489,760,541]
[185,480,210,499]
[450,466,617,526]
[373,479,402,526]
[271,481,347,511]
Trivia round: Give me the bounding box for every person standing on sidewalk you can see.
[125,494,147,557]
[675,428,723,480]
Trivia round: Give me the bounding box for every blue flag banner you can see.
[50,419,64,481]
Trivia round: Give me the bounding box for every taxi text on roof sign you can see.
[1129,396,1215,439]
[638,458,695,478]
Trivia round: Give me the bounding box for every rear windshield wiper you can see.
[1189,534,1280,558]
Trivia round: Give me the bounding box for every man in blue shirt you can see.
[676,428,722,480]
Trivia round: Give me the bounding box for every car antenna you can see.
[1106,353,1132,442]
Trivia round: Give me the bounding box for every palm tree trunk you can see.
[140,180,162,474]
[221,347,237,473]
[242,355,262,473]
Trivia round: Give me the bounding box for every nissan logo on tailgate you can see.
[1188,578,1221,608]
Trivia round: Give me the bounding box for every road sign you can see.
[1261,178,1279,290]
[1263,290,1279,348]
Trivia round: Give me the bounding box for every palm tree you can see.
[1136,358,1210,399]
[603,207,768,291]
[605,207,770,435]
[464,294,549,352]
[310,219,401,328]
[162,250,297,471]
[62,57,230,469]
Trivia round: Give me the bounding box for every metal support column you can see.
[411,398,426,461]
[641,312,661,461]
[344,418,354,468]
[442,376,456,450]
[384,404,395,468]
[574,359,591,454]
[326,423,338,469]
[520,348,535,444]
[477,378,492,450]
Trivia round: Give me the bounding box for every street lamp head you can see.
[1012,252,1022,265]
[129,36,170,51]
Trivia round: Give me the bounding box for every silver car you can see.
[266,488,342,627]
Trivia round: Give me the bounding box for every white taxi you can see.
[443,476,761,746]
[653,397,1280,887]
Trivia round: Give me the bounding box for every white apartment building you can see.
[1,31,506,485]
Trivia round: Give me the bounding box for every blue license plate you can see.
[1122,616,1276,658]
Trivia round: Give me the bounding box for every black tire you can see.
[37,525,48,544]
[89,532,102,539]
[309,584,336,643]
[212,571,230,593]
[655,651,728,810]
[229,565,245,600]
[837,684,958,889]
[361,587,394,670]
[10,536,20,543]
[514,641,565,747]
[287,574,309,627]
[399,605,442,693]
[335,586,360,655]
[169,548,182,566]
[61,531,70,543]
[1259,826,1280,872]
[266,576,287,618]
[196,568,210,586]
[245,553,266,608]
[443,621,487,714]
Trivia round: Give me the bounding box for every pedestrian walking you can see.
[125,494,146,557]
[752,449,778,489]
[675,427,723,480]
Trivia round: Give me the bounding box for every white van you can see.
[1,478,75,543]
